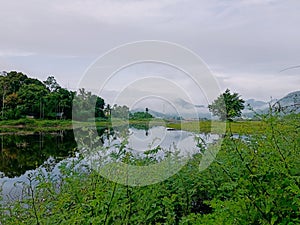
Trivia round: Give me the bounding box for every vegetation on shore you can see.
[167,120,267,135]
[0,115,293,136]
[0,118,270,135]
[0,72,281,136]
[208,88,245,121]
[1,113,299,224]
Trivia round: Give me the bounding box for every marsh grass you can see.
[0,119,73,133]
[167,120,270,135]
[0,118,166,133]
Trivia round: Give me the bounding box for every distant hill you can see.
[173,98,205,109]
[131,91,300,120]
[274,90,300,113]
[243,90,300,118]
[242,99,269,118]
[245,99,268,109]
[277,90,300,106]
[130,108,168,119]
[131,98,210,120]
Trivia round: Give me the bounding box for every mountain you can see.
[277,91,300,106]
[245,99,268,109]
[131,98,210,120]
[243,90,300,118]
[130,91,300,120]
[173,98,205,109]
[242,99,269,118]
[275,91,300,113]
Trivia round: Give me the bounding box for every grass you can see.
[166,120,268,135]
[0,118,165,133]
[0,117,294,135]
[0,118,73,133]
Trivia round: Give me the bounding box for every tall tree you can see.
[0,74,8,119]
[111,105,129,119]
[95,96,105,118]
[208,89,245,121]
[44,76,61,92]
[18,84,49,117]
[72,88,106,121]
[5,71,28,93]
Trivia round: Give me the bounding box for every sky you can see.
[0,0,300,106]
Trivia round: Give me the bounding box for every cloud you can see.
[0,0,299,101]
[54,0,178,25]
[0,50,35,57]
[217,71,300,101]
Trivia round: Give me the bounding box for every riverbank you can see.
[0,119,73,133]
[0,118,164,134]
[0,116,295,135]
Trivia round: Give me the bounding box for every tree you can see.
[95,96,105,118]
[18,83,49,117]
[5,71,28,93]
[111,105,129,119]
[44,76,61,92]
[72,88,106,121]
[208,89,245,121]
[130,111,153,120]
[42,86,74,119]
[0,74,9,119]
[4,93,21,119]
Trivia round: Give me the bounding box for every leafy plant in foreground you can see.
[1,113,299,224]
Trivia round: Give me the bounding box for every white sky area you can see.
[0,0,300,106]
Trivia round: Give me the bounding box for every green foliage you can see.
[209,89,245,121]
[72,88,106,121]
[0,71,108,121]
[1,103,299,224]
[43,76,61,92]
[111,105,130,120]
[18,83,49,117]
[130,111,154,120]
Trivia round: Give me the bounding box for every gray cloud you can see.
[0,0,299,101]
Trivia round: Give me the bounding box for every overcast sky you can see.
[0,0,300,104]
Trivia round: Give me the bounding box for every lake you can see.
[0,126,219,201]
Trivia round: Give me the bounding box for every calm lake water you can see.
[0,126,219,201]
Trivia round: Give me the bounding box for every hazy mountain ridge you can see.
[243,90,300,117]
[245,99,268,109]
[276,90,300,106]
[274,90,300,113]
[130,91,300,120]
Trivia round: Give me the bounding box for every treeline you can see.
[0,71,106,120]
[0,71,154,121]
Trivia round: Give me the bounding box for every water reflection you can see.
[0,125,221,201]
[83,125,220,166]
[0,130,76,178]
[0,126,220,179]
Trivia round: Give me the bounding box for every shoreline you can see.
[0,118,269,135]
